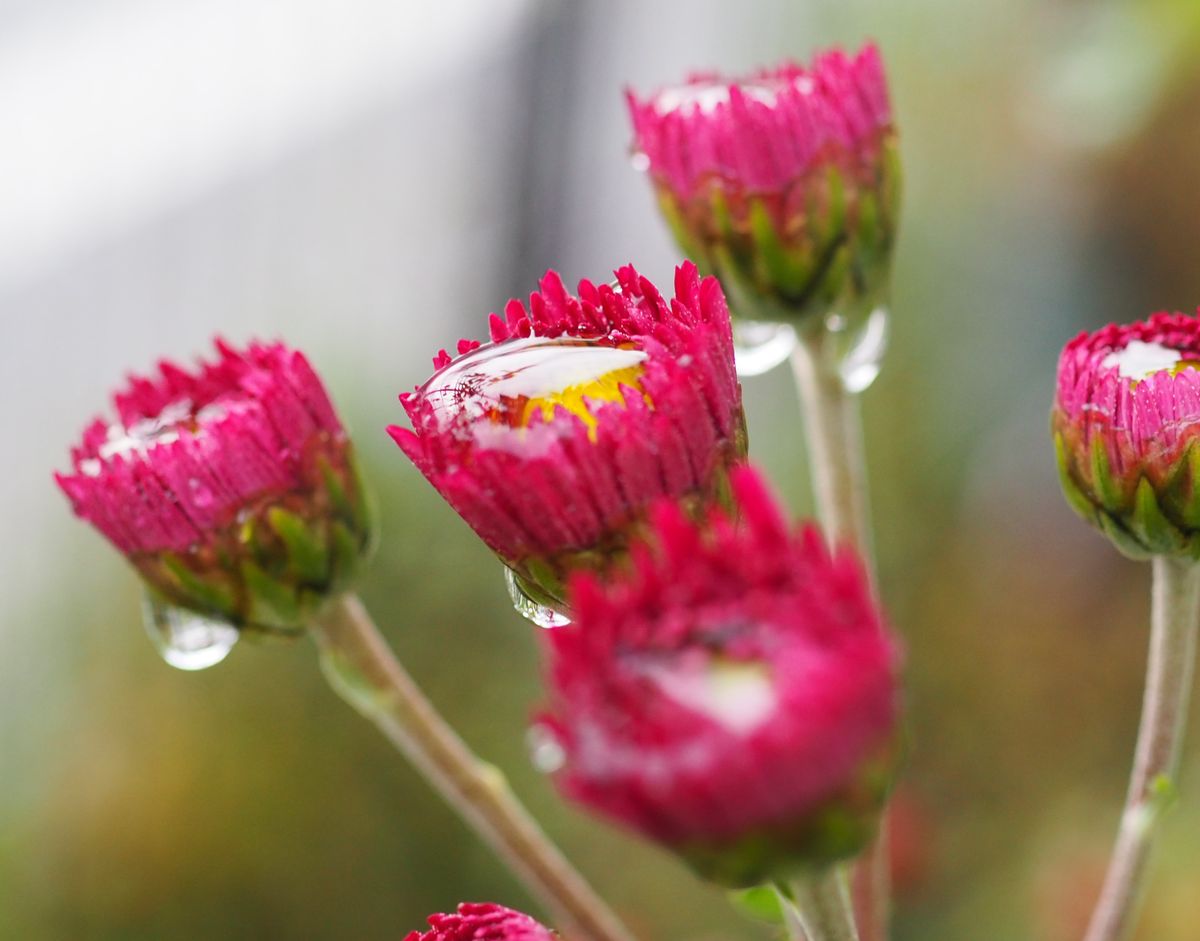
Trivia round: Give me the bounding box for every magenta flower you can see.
[403,903,556,941]
[627,45,900,329]
[1054,313,1200,558]
[537,465,901,887]
[55,339,373,634]
[389,262,747,612]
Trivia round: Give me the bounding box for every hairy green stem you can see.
[311,594,635,941]
[779,869,860,941]
[790,330,887,941]
[1083,557,1200,941]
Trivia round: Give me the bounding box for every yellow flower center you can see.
[517,362,647,437]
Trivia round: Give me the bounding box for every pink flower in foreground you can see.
[538,465,901,887]
[390,262,746,612]
[627,44,900,328]
[55,339,373,634]
[403,903,556,941]
[1054,312,1200,558]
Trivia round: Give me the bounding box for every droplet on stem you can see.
[837,306,889,393]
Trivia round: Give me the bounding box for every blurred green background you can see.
[5,0,1200,937]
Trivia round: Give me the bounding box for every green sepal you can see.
[749,199,811,297]
[1088,435,1127,511]
[159,553,238,617]
[1054,432,1098,524]
[855,189,880,259]
[824,165,847,242]
[676,737,898,889]
[241,558,303,626]
[657,191,705,262]
[347,452,376,537]
[1128,477,1186,555]
[329,520,366,589]
[1097,512,1156,561]
[678,796,878,888]
[710,187,736,243]
[268,506,330,584]
[320,454,355,523]
[1167,443,1200,530]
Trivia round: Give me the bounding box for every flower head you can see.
[390,262,746,612]
[403,903,556,941]
[538,465,901,887]
[55,339,373,634]
[1054,312,1200,558]
[627,44,900,330]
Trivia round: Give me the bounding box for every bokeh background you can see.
[5,0,1200,938]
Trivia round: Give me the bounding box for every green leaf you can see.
[728,886,786,925]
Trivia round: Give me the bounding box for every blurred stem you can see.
[789,329,873,553]
[1083,556,1200,941]
[790,329,888,941]
[311,593,635,941]
[778,869,860,941]
[776,884,810,941]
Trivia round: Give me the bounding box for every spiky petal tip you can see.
[389,262,747,612]
[55,339,373,634]
[403,902,556,941]
[1054,312,1200,558]
[538,464,901,887]
[626,44,901,328]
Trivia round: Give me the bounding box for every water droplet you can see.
[526,723,566,774]
[416,336,648,451]
[630,151,650,172]
[837,306,890,394]
[143,592,239,670]
[504,567,571,629]
[732,319,797,377]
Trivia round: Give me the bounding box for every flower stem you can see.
[1083,556,1200,941]
[310,593,635,941]
[779,869,861,941]
[790,330,888,941]
[789,330,873,552]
